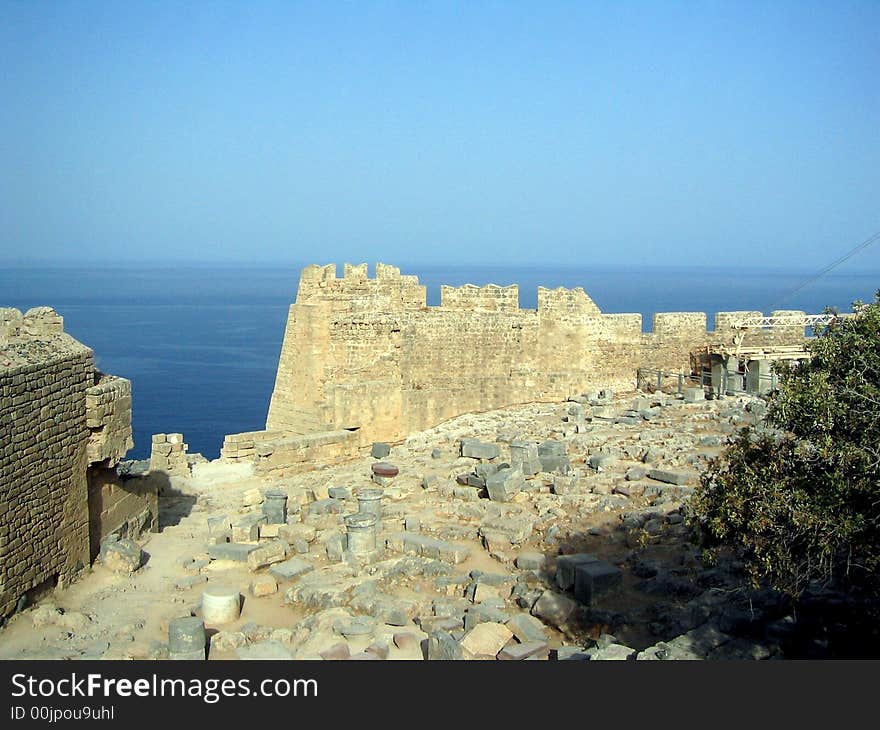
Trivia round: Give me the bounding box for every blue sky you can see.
[1,1,878,269]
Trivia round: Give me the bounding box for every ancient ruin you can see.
[0,307,156,618]
[222,263,813,475]
[0,266,849,660]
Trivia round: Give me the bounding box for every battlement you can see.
[296,262,426,309]
[652,312,708,339]
[537,286,602,317]
[440,283,520,312]
[266,263,824,447]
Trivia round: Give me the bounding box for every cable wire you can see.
[767,228,880,311]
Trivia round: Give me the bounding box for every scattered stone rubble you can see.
[1,388,809,660]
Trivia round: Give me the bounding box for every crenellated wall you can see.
[262,263,812,448]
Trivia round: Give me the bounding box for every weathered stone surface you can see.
[460,622,513,657]
[498,640,549,660]
[269,557,315,581]
[99,537,143,574]
[427,630,463,660]
[531,591,577,629]
[246,540,289,570]
[319,642,351,660]
[386,533,470,563]
[249,575,279,597]
[485,467,525,502]
[648,469,696,486]
[506,613,548,643]
[208,543,259,562]
[515,552,545,571]
[232,514,267,542]
[590,643,635,660]
[588,453,615,471]
[480,515,532,544]
[235,641,293,660]
[210,631,247,652]
[460,439,500,460]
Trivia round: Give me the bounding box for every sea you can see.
[2,263,876,460]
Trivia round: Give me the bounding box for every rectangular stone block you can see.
[247,540,289,570]
[269,557,315,581]
[683,387,705,403]
[648,469,696,486]
[207,543,260,562]
[573,560,623,605]
[555,554,599,590]
[460,439,500,460]
[485,467,524,502]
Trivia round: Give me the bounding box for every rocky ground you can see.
[0,389,826,660]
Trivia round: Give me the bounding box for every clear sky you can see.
[1,1,878,269]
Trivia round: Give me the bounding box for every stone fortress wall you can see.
[0,307,153,618]
[220,263,810,470]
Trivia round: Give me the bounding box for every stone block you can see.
[99,537,143,574]
[498,640,549,660]
[573,561,623,605]
[539,454,571,474]
[552,473,581,495]
[683,387,705,403]
[538,440,566,457]
[480,515,532,544]
[506,613,548,643]
[460,622,513,657]
[531,591,577,629]
[207,543,259,562]
[269,557,315,581]
[460,439,500,460]
[246,540,289,570]
[648,469,696,486]
[371,442,391,458]
[515,552,545,571]
[427,631,463,660]
[590,643,635,660]
[555,553,599,590]
[308,498,344,515]
[485,467,525,502]
[249,575,278,597]
[589,453,615,471]
[232,515,267,542]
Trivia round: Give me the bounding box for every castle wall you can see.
[262,264,813,449]
[0,332,93,617]
[0,308,145,617]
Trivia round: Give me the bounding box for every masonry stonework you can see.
[0,307,148,617]
[263,264,810,450]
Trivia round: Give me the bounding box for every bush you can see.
[690,293,880,598]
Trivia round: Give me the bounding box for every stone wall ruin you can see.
[0,307,154,617]
[254,263,810,455]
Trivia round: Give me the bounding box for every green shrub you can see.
[690,293,880,597]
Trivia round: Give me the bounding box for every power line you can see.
[768,228,880,311]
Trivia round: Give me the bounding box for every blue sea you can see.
[2,263,876,460]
